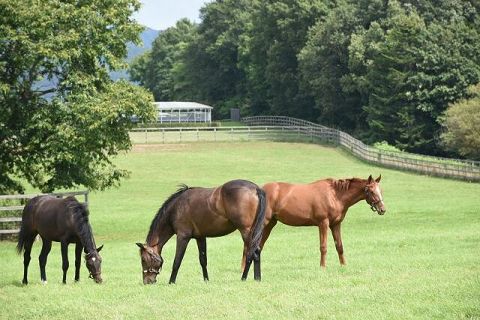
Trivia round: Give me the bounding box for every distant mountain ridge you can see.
[126,27,159,61]
[110,26,160,80]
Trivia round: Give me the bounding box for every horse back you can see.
[219,179,260,226]
[173,180,260,237]
[263,180,336,226]
[24,196,77,241]
[172,187,235,237]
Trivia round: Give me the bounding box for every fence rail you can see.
[129,125,316,144]
[129,116,479,181]
[242,116,480,182]
[0,191,88,239]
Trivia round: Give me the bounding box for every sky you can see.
[133,0,212,31]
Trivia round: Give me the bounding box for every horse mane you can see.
[329,178,365,192]
[147,184,191,244]
[65,196,96,252]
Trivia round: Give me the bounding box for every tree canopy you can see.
[0,0,155,193]
[129,18,197,102]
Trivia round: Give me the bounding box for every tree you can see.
[0,0,155,194]
[182,0,255,118]
[363,4,430,150]
[243,0,329,119]
[299,1,363,130]
[440,84,480,160]
[300,0,480,152]
[129,19,197,101]
[362,1,480,154]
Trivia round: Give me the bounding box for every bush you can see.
[373,141,402,153]
[440,84,480,160]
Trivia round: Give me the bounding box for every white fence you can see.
[129,126,315,144]
[130,116,480,182]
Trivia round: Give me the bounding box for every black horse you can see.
[16,195,103,284]
[137,179,266,284]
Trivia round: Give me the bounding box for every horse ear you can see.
[375,174,382,183]
[96,245,104,252]
[136,242,145,250]
[368,175,373,183]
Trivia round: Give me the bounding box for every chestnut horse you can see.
[241,175,386,268]
[17,196,103,284]
[137,179,266,284]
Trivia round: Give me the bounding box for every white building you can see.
[154,102,213,123]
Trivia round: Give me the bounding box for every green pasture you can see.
[0,142,479,319]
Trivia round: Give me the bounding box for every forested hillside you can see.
[129,0,480,157]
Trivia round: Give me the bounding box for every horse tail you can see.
[16,197,38,254]
[247,187,266,260]
[16,224,27,254]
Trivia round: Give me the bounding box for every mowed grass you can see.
[1,141,479,319]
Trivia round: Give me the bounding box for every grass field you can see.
[1,142,479,319]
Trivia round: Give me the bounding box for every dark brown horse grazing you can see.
[136,179,266,284]
[241,175,386,269]
[16,196,103,284]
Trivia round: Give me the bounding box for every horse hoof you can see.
[41,280,47,285]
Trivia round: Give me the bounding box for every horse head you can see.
[85,245,103,284]
[136,243,163,285]
[365,175,386,215]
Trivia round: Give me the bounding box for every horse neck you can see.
[77,222,97,254]
[336,179,367,209]
[146,217,174,255]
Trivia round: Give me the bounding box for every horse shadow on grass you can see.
[0,280,25,288]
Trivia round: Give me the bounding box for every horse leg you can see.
[169,235,190,284]
[318,220,329,268]
[241,218,277,271]
[39,238,52,284]
[253,247,261,281]
[61,241,69,284]
[196,237,209,281]
[240,228,256,281]
[330,224,346,265]
[250,218,278,281]
[22,235,36,285]
[241,252,253,281]
[74,243,83,281]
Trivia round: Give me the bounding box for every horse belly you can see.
[192,216,236,238]
[35,212,74,242]
[276,198,319,226]
[277,210,316,226]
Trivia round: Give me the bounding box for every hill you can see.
[1,141,479,319]
[110,26,160,81]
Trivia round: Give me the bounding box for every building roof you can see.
[154,101,213,110]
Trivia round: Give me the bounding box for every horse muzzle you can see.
[370,203,386,215]
[143,278,157,285]
[375,205,386,215]
[89,273,103,284]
